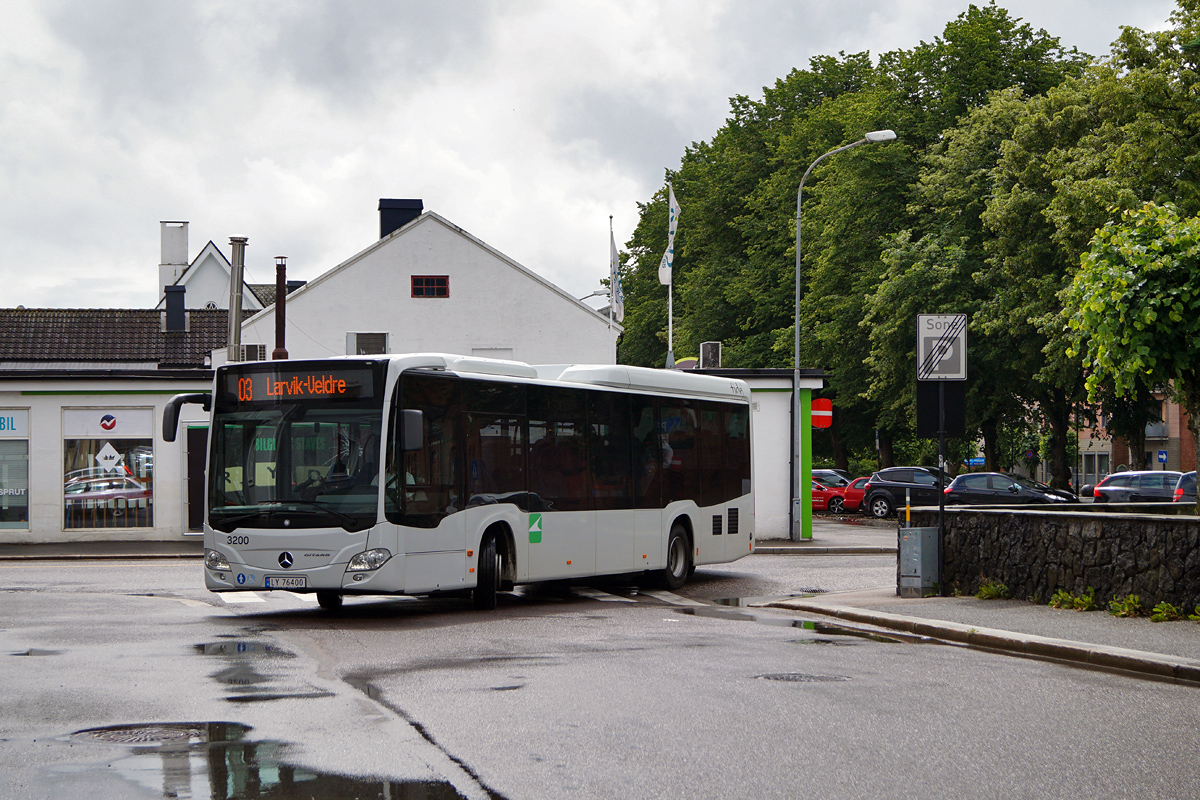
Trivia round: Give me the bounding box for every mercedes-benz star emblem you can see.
[278,552,294,569]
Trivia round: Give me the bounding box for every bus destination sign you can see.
[223,367,376,404]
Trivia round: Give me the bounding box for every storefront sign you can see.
[0,410,29,438]
[63,408,153,438]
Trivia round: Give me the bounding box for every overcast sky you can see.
[0,0,1178,310]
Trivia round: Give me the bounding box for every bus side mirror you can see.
[402,409,424,452]
[163,393,211,442]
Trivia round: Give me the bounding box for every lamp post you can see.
[579,288,616,363]
[792,129,896,541]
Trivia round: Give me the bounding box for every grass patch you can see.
[1108,594,1144,618]
[975,578,1010,600]
[1151,602,1182,623]
[1048,587,1098,611]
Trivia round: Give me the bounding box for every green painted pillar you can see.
[800,388,813,539]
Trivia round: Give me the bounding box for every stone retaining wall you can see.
[909,507,1200,610]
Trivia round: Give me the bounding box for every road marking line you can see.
[170,598,211,608]
[642,590,706,607]
[220,593,265,604]
[287,592,319,603]
[573,587,636,603]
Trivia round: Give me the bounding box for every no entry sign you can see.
[811,398,832,428]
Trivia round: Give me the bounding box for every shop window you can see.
[63,409,154,529]
[0,410,29,529]
[0,440,29,529]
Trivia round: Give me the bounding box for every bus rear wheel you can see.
[473,535,501,610]
[658,524,691,590]
[316,591,343,610]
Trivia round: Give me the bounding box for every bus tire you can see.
[316,591,343,610]
[658,523,691,590]
[473,534,501,610]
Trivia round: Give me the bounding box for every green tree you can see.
[1065,202,1200,476]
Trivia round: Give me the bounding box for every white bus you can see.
[164,354,754,610]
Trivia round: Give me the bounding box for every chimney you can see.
[272,256,288,360]
[159,221,188,302]
[227,237,248,362]
[164,285,186,332]
[379,199,423,239]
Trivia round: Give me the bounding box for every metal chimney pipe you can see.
[226,236,248,362]
[272,256,288,360]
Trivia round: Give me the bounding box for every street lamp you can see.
[792,129,896,541]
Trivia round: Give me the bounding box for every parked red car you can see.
[811,480,849,513]
[841,476,869,512]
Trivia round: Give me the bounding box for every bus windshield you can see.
[208,363,386,532]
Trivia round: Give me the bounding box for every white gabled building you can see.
[155,221,267,312]
[233,200,619,365]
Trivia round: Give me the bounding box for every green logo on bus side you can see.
[529,513,542,544]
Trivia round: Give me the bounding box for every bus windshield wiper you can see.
[274,498,361,529]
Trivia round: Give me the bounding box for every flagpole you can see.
[609,216,616,364]
[666,284,674,368]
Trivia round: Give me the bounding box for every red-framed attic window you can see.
[411,275,449,298]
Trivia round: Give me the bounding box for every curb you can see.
[753,546,897,555]
[769,599,1200,685]
[0,552,203,561]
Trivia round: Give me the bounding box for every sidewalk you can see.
[0,539,203,560]
[751,518,1200,684]
[752,515,897,554]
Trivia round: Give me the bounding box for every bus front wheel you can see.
[658,524,691,590]
[316,591,343,610]
[473,535,501,610]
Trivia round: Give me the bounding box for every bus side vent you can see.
[727,508,739,536]
[712,514,722,536]
[347,332,389,355]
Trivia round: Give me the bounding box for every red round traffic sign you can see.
[811,398,833,428]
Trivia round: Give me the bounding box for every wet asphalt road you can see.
[2,555,1199,799]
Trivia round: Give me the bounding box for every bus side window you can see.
[588,392,632,510]
[631,396,661,509]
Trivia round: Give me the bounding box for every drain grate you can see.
[755,673,850,683]
[72,724,208,745]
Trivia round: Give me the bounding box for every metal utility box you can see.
[898,527,939,598]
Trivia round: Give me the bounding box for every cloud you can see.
[0,0,1180,309]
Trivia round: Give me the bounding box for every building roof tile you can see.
[0,308,232,368]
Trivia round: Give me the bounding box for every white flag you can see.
[610,227,624,323]
[658,184,680,286]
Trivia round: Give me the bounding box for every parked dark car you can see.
[1092,470,1182,503]
[861,467,946,518]
[944,472,1077,505]
[812,469,851,488]
[1173,471,1197,504]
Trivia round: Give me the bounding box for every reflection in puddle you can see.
[713,593,821,607]
[674,606,905,643]
[66,722,470,799]
[193,640,333,704]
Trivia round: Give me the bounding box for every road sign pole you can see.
[938,381,946,597]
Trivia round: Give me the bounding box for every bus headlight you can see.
[347,549,391,571]
[205,549,231,571]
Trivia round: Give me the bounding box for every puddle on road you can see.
[194,640,334,704]
[63,722,469,799]
[713,592,823,607]
[673,605,905,643]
